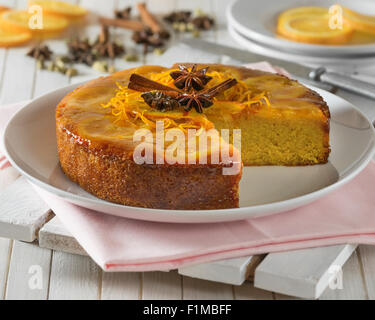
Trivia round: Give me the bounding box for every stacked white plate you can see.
[227,0,375,70]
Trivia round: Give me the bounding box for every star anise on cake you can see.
[128,73,237,113]
[177,78,237,113]
[141,91,180,112]
[169,64,212,91]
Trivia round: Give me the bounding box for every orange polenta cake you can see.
[56,63,330,210]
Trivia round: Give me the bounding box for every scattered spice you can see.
[191,15,215,30]
[163,8,215,34]
[47,62,55,71]
[123,53,139,62]
[92,60,109,73]
[164,11,192,24]
[141,91,180,112]
[137,2,169,38]
[36,58,45,70]
[92,25,125,59]
[65,67,78,77]
[192,29,201,38]
[114,6,132,20]
[153,48,165,56]
[67,26,124,66]
[67,37,96,65]
[26,44,53,60]
[108,65,116,74]
[132,28,163,46]
[170,64,212,91]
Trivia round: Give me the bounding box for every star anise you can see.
[170,64,212,91]
[141,91,180,112]
[128,73,237,113]
[92,25,125,59]
[177,78,237,113]
[163,10,192,24]
[26,44,53,60]
[191,15,215,30]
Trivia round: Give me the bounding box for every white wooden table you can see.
[0,0,375,300]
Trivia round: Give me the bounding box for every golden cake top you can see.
[56,63,329,162]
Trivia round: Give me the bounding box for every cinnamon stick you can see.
[99,17,144,32]
[128,73,181,97]
[136,2,162,34]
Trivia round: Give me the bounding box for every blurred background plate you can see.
[227,0,375,57]
[228,23,375,70]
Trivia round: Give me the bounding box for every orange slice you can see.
[0,6,10,13]
[0,10,68,35]
[277,6,353,45]
[0,28,31,47]
[342,6,375,35]
[28,0,87,19]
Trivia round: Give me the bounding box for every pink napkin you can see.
[1,62,375,272]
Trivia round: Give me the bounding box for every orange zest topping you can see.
[149,69,270,108]
[101,82,211,132]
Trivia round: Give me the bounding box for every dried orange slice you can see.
[0,28,32,47]
[0,10,68,34]
[277,7,353,45]
[28,0,87,19]
[342,6,375,35]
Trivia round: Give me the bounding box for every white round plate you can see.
[227,0,375,57]
[3,82,375,223]
[228,23,375,69]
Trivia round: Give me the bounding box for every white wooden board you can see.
[39,217,86,256]
[0,176,53,242]
[48,251,100,300]
[5,241,52,300]
[254,244,357,299]
[179,255,262,285]
[320,250,367,300]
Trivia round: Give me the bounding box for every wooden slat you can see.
[39,217,86,256]
[0,47,35,104]
[5,241,51,300]
[358,245,375,299]
[143,271,182,299]
[0,238,12,300]
[102,272,141,300]
[0,177,53,242]
[320,250,368,300]
[254,245,357,299]
[33,41,70,98]
[179,256,261,285]
[49,251,100,300]
[234,282,273,300]
[182,276,234,300]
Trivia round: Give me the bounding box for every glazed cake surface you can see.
[56,63,330,210]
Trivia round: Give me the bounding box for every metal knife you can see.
[181,38,375,99]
